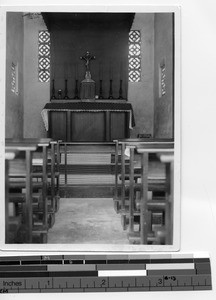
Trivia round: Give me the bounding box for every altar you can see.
[41,101,135,142]
[41,49,135,142]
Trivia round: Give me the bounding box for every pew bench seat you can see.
[7,216,22,243]
[5,138,61,244]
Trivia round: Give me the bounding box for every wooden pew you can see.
[113,138,172,211]
[130,143,174,245]
[5,138,60,243]
[157,153,174,245]
[5,140,39,243]
[48,140,61,213]
[9,139,61,227]
[113,139,174,245]
[32,139,61,224]
[5,150,20,243]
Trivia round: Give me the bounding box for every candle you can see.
[64,62,68,79]
[75,63,78,80]
[120,61,123,80]
[99,63,101,80]
[99,62,103,80]
[110,62,113,80]
[52,64,55,80]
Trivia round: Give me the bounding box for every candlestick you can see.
[118,79,123,99]
[64,79,69,99]
[74,79,79,99]
[52,64,55,80]
[75,63,78,80]
[99,63,103,80]
[108,79,113,99]
[64,63,68,79]
[51,79,56,100]
[120,61,123,80]
[99,80,103,99]
[109,62,113,80]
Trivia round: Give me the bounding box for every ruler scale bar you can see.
[0,275,212,293]
[0,254,212,293]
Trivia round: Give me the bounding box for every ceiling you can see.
[42,13,135,31]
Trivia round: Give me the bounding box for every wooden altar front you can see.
[41,101,135,142]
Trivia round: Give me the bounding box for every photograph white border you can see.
[0,4,181,253]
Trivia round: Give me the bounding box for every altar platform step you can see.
[58,143,116,198]
[59,165,115,174]
[60,153,112,165]
[59,143,115,153]
[59,174,115,185]
[59,173,115,198]
[59,185,114,198]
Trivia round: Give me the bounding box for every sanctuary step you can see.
[59,174,115,185]
[58,142,116,198]
[60,153,112,165]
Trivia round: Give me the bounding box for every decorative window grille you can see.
[38,30,50,82]
[11,62,18,94]
[128,30,141,82]
[159,62,166,97]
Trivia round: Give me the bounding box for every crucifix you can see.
[80,51,96,78]
[80,51,96,100]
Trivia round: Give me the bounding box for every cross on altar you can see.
[80,51,96,72]
[80,51,96,100]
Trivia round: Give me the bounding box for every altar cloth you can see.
[41,102,135,131]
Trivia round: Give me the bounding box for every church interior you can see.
[4,11,175,246]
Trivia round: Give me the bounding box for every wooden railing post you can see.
[140,152,149,244]
[129,146,135,234]
[25,150,33,243]
[121,142,126,211]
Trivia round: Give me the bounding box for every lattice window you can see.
[128,30,141,82]
[11,62,18,94]
[38,30,50,82]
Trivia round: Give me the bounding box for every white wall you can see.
[128,13,154,137]
[153,13,174,138]
[23,14,49,138]
[5,12,24,139]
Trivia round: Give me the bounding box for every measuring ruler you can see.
[0,253,212,293]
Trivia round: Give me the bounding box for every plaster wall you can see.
[153,13,174,138]
[23,15,49,138]
[5,12,24,138]
[128,13,154,138]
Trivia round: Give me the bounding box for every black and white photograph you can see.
[1,6,181,251]
[2,0,216,298]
